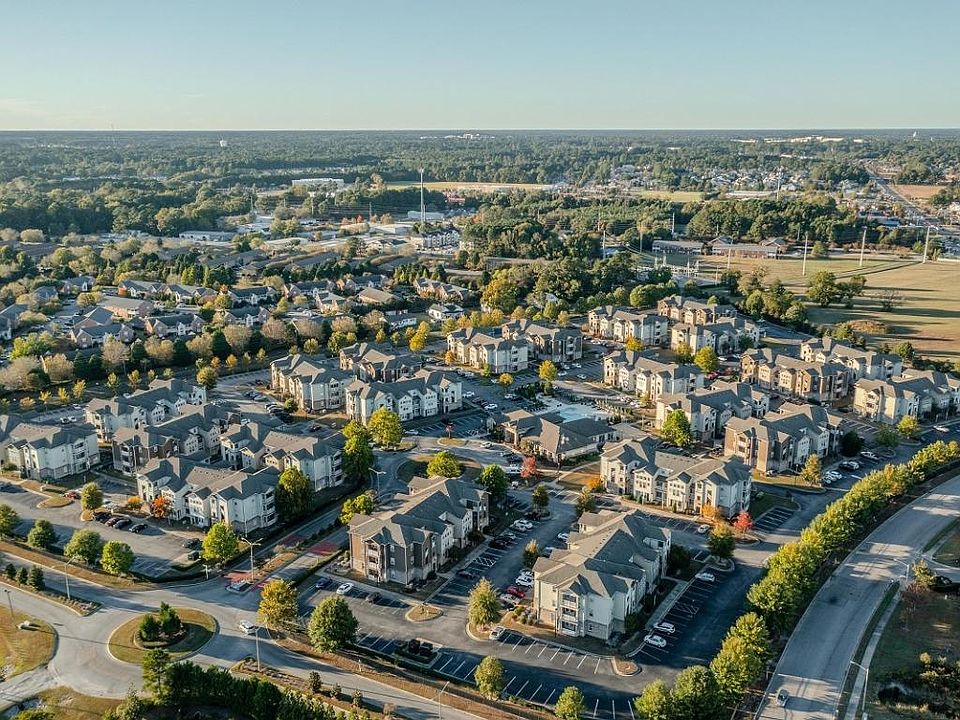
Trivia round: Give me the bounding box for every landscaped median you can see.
[107,606,217,664]
[0,609,56,677]
[1,553,101,616]
[274,630,553,720]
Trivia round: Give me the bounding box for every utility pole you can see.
[802,234,810,276]
[671,212,676,236]
[62,559,72,602]
[4,588,12,619]
[254,626,261,671]
[419,167,426,228]
[859,227,867,268]
[243,536,262,575]
[922,225,932,263]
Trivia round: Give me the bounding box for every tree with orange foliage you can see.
[732,511,754,536]
[151,496,171,520]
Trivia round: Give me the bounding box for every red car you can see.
[506,586,526,599]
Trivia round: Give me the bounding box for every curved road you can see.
[756,473,960,720]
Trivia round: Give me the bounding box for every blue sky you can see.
[3,0,957,130]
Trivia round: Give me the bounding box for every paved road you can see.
[756,473,960,720]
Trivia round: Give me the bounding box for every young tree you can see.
[520,456,538,480]
[574,489,596,517]
[196,365,218,390]
[694,346,719,373]
[498,372,514,388]
[674,342,694,364]
[258,579,299,628]
[531,483,550,514]
[661,409,693,448]
[339,492,375,525]
[427,450,462,478]
[141,649,172,703]
[839,430,864,457]
[151,496,171,520]
[625,337,644,352]
[732,511,754,536]
[670,666,722,720]
[277,467,313,519]
[26,519,56,549]
[707,523,735,560]
[468,578,501,628]
[799,453,822,486]
[875,425,900,448]
[538,360,559,389]
[522,539,540,568]
[0,504,20,537]
[554,686,586,720]
[475,656,505,699]
[633,680,673,720]
[308,596,359,651]
[477,466,509,502]
[897,415,920,440]
[27,565,44,590]
[368,407,403,447]
[101,541,135,575]
[202,522,239,565]
[342,433,374,484]
[64,529,104,564]
[80,481,103,511]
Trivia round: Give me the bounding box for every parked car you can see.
[489,625,506,640]
[182,538,201,549]
[860,451,880,461]
[644,634,667,649]
[515,576,533,588]
[506,586,526,598]
[314,577,332,590]
[934,425,950,433]
[696,524,710,535]
[489,539,509,550]
[238,621,258,635]
[336,582,354,595]
[654,621,676,634]
[113,518,132,530]
[499,593,519,607]
[129,523,147,533]
[186,550,200,561]
[838,460,860,471]
[456,569,477,579]
[366,592,382,604]
[776,690,789,707]
[557,532,570,542]
[695,572,716,582]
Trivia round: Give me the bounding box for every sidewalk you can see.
[843,589,899,720]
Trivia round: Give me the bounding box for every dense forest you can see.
[1,130,959,237]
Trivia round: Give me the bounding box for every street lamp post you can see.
[254,626,261,672]
[4,588,12,619]
[243,535,262,576]
[437,680,450,720]
[850,660,869,719]
[370,468,386,498]
[61,558,73,602]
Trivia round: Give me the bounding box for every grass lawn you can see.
[626,189,704,202]
[107,607,216,665]
[0,610,56,676]
[33,687,123,720]
[397,453,482,484]
[557,461,601,489]
[867,592,960,720]
[690,255,910,287]
[891,183,945,204]
[803,260,960,361]
[749,491,799,519]
[385,180,551,192]
[933,520,960,567]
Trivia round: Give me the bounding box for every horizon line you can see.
[0,126,958,133]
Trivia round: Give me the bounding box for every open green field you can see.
[694,255,912,286]
[385,180,551,193]
[1,610,56,676]
[867,592,960,720]
[625,188,704,202]
[804,261,960,361]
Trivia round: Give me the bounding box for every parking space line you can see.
[629,698,637,720]
[562,651,574,665]
[524,640,536,655]
[452,660,465,675]
[594,656,602,674]
[438,657,454,673]
[545,689,557,705]
[592,698,599,718]
[577,654,587,669]
[538,645,548,658]
[528,685,542,702]
[504,676,516,693]
[516,680,529,696]
[550,647,561,660]
[611,699,616,720]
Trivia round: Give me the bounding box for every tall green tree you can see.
[661,409,693,448]
[633,680,672,720]
[80,482,103,511]
[101,541,135,575]
[468,578,501,628]
[427,450,462,478]
[671,666,723,720]
[64,529,103,564]
[475,656,506,699]
[277,467,312,519]
[554,686,586,720]
[339,492,375,524]
[308,596,358,651]
[26,519,56,549]
[477,465,509,501]
[694,346,719,373]
[0,504,20,537]
[258,579,299,628]
[202,522,239,564]
[532,483,550,514]
[707,523,735,560]
[367,407,403,447]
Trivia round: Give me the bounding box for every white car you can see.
[576,374,587,380]
[499,593,519,607]
[336,582,354,595]
[557,532,570,542]
[696,524,710,535]
[515,576,533,587]
[653,621,676,634]
[644,634,667,649]
[543,546,558,554]
[860,451,880,461]
[463,391,476,398]
[512,520,533,531]
[695,572,716,583]
[484,403,498,411]
[935,425,950,433]
[238,620,258,635]
[489,625,506,640]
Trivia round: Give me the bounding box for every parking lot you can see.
[412,412,489,439]
[633,573,728,669]
[753,506,795,534]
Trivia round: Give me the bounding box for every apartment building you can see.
[587,306,670,346]
[853,370,960,425]
[532,510,670,641]
[741,349,851,404]
[0,416,99,481]
[670,317,760,354]
[271,355,352,411]
[655,381,768,440]
[656,295,737,325]
[219,422,343,490]
[501,410,620,464]
[501,320,583,363]
[345,369,462,424]
[446,328,530,374]
[603,350,705,400]
[70,322,135,348]
[724,402,843,475]
[339,343,422,382]
[100,296,155,320]
[413,278,473,303]
[110,405,231,475]
[348,476,489,586]
[136,456,278,532]
[800,338,903,381]
[601,436,752,516]
[143,313,207,338]
[85,378,207,441]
